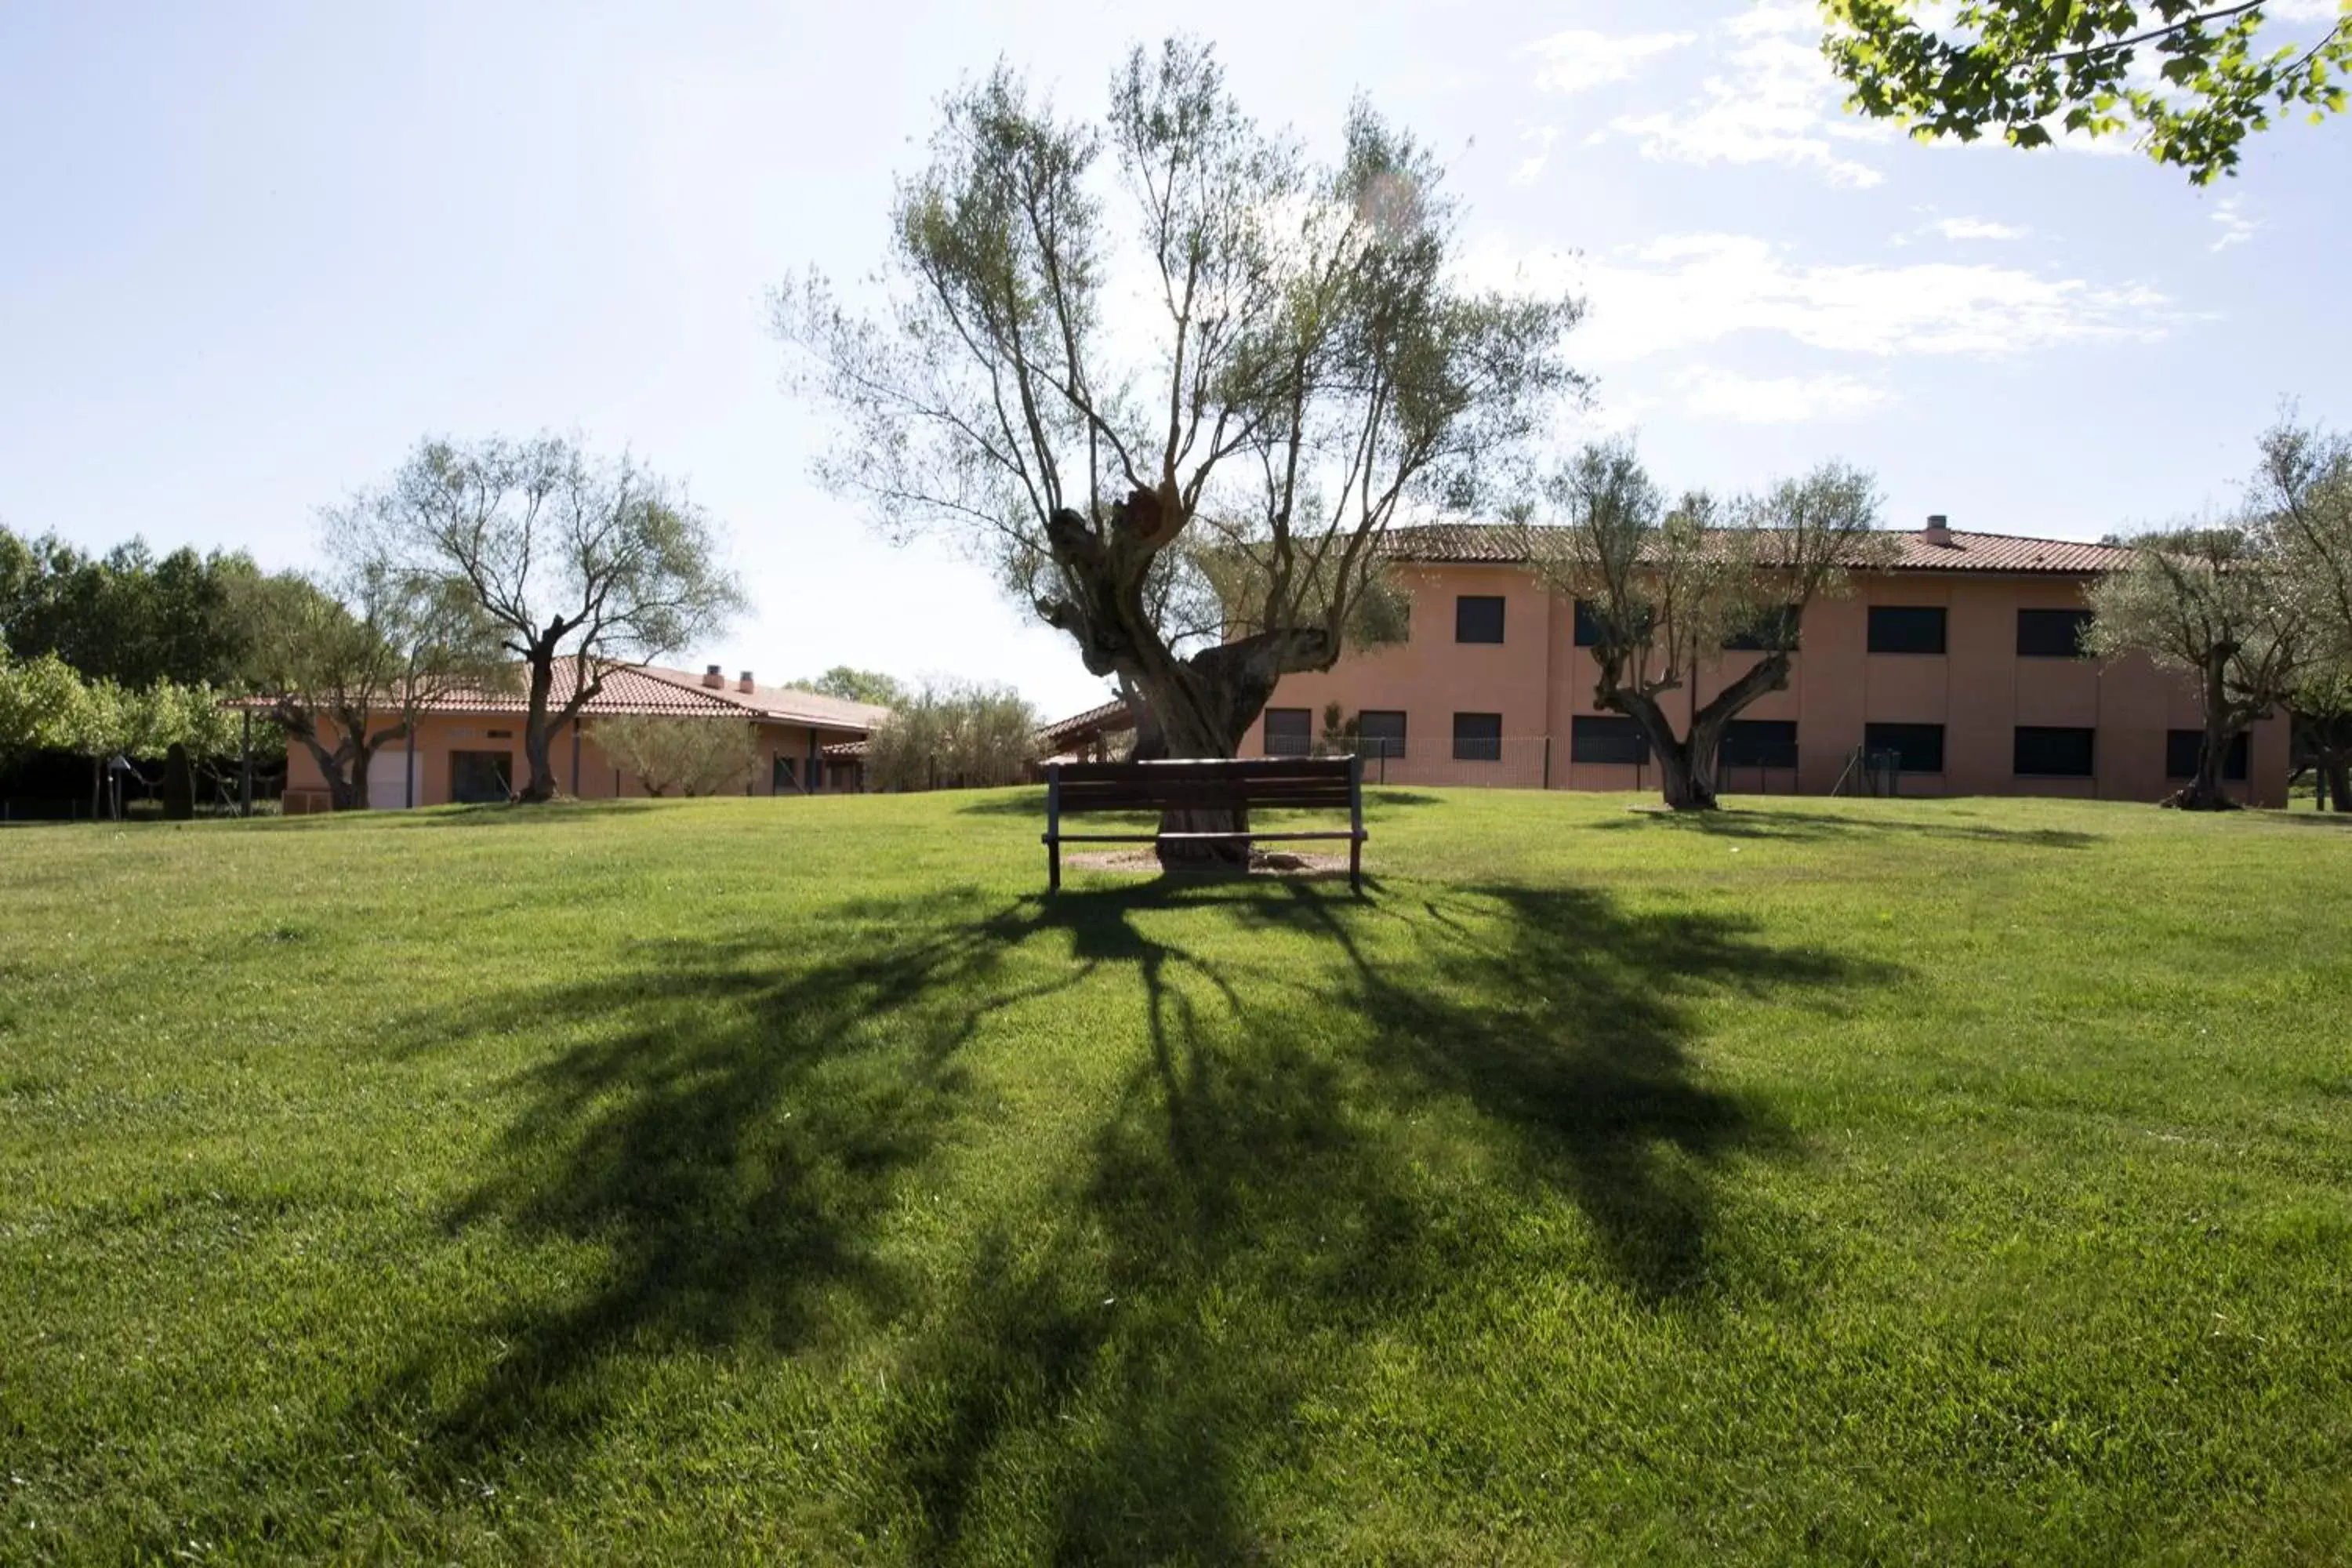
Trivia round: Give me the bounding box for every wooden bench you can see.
[1044,756,1367,895]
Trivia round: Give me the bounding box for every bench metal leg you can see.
[1045,764,1062,895]
[1349,837,1362,896]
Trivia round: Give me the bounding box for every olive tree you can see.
[1823,1,2351,183]
[1519,443,1890,811]
[2085,523,2305,808]
[2249,416,2352,810]
[2254,416,2352,663]
[359,436,745,802]
[779,41,1580,857]
[243,562,509,811]
[2290,665,2352,811]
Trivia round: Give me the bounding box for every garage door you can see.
[366,747,419,809]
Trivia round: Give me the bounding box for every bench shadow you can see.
[306,874,1894,1559]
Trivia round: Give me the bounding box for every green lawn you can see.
[3,789,2350,1563]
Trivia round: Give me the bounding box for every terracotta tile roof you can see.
[1037,697,1132,746]
[278,662,892,731]
[1379,524,2132,575]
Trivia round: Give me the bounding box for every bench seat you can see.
[1043,756,1367,892]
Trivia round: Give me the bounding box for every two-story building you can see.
[1242,519,2291,806]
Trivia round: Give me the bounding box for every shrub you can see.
[865,682,1039,791]
[590,717,756,798]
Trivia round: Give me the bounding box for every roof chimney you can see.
[702,663,724,688]
[738,670,756,694]
[1922,513,1954,547]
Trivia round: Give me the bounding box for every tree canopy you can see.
[1822,1,2352,181]
[2252,414,2352,666]
[779,38,1581,797]
[0,524,263,689]
[795,666,909,707]
[359,435,745,803]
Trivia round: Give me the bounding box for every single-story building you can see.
[282,663,887,811]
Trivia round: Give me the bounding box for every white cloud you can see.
[1465,233,2182,366]
[1512,125,1560,187]
[2209,198,2257,251]
[1673,367,1893,423]
[1932,216,2027,241]
[1591,0,2145,188]
[1675,367,1890,423]
[1527,28,1697,96]
[1603,18,1890,188]
[1722,1,1821,40]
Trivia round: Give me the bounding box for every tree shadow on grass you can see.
[350,890,1091,1490]
[314,873,1896,1559]
[1592,805,2100,849]
[877,877,1896,1560]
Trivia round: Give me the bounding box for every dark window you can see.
[449,750,513,804]
[2016,608,2094,659]
[1719,719,1798,769]
[1452,712,1503,762]
[2014,726,2096,777]
[1863,722,1945,774]
[2166,728,2249,782]
[1455,595,1505,644]
[1570,714,1650,766]
[1723,604,1803,652]
[1356,710,1406,760]
[1263,708,1312,757]
[1867,605,1947,655]
[1573,598,1653,648]
[771,754,798,792]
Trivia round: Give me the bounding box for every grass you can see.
[2,789,2350,1564]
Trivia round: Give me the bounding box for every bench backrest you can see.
[1048,756,1358,815]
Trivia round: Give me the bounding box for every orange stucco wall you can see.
[1246,565,2292,806]
[285,713,865,811]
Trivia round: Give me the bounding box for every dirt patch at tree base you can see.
[1065,848,1352,878]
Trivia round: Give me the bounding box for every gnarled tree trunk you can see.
[1126,631,1329,869]
[1036,492,1342,871]
[518,648,562,803]
[2170,658,2244,811]
[1603,650,1792,812]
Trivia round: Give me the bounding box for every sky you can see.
[2,1,2346,717]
